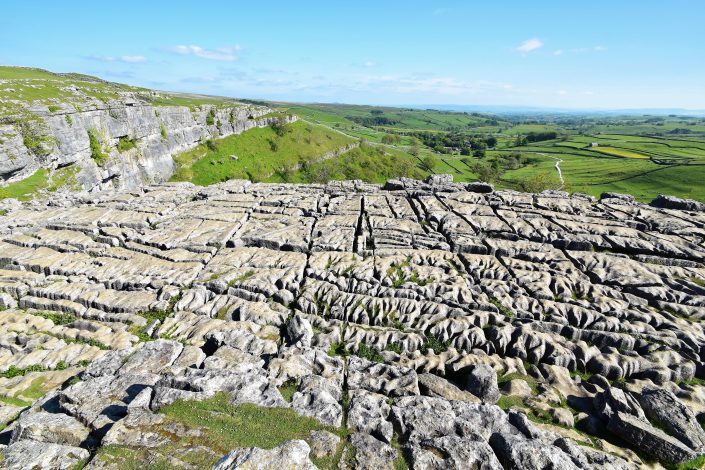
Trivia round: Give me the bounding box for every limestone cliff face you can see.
[0,102,294,190]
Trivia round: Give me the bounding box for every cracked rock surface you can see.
[0,176,704,468]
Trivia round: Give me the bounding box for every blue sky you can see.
[2,0,704,109]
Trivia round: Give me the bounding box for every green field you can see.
[588,146,649,159]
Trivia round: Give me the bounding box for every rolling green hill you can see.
[3,65,705,203]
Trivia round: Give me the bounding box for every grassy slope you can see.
[0,66,241,111]
[268,142,425,184]
[170,120,354,185]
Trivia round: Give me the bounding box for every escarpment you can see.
[0,99,295,191]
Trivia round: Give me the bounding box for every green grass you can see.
[19,376,49,399]
[0,395,32,407]
[497,395,527,410]
[278,379,298,403]
[170,120,354,185]
[0,169,49,200]
[0,66,243,111]
[92,392,347,469]
[497,372,539,394]
[588,146,649,159]
[160,393,339,449]
[30,310,76,325]
[664,455,705,470]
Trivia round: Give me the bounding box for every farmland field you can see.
[267,103,705,202]
[587,146,649,159]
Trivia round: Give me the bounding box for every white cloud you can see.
[516,38,543,53]
[120,55,146,63]
[554,49,563,56]
[594,45,607,51]
[433,7,449,16]
[87,55,147,63]
[168,45,241,61]
[557,90,568,95]
[363,60,376,67]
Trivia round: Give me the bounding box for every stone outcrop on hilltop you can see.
[0,176,704,468]
[0,100,294,191]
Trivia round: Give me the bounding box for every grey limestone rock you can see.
[213,439,318,470]
[465,364,500,404]
[3,439,90,470]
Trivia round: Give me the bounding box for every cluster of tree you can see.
[381,133,402,144]
[347,115,400,127]
[525,131,558,142]
[511,131,559,146]
[411,131,497,155]
[459,152,542,184]
[667,128,693,134]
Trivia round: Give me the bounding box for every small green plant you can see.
[87,128,108,166]
[328,341,349,357]
[65,114,73,126]
[357,343,384,363]
[116,136,137,153]
[230,270,255,284]
[268,138,279,152]
[205,139,218,152]
[67,375,82,386]
[160,123,168,140]
[47,105,60,113]
[206,109,216,126]
[14,110,55,157]
[421,335,449,354]
[278,378,298,403]
[32,310,75,325]
[0,364,47,378]
[489,296,514,317]
[384,342,403,354]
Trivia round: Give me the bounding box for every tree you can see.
[518,171,561,193]
[271,116,291,137]
[485,136,498,148]
[473,149,485,158]
[381,133,401,144]
[472,162,501,183]
[420,155,438,172]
